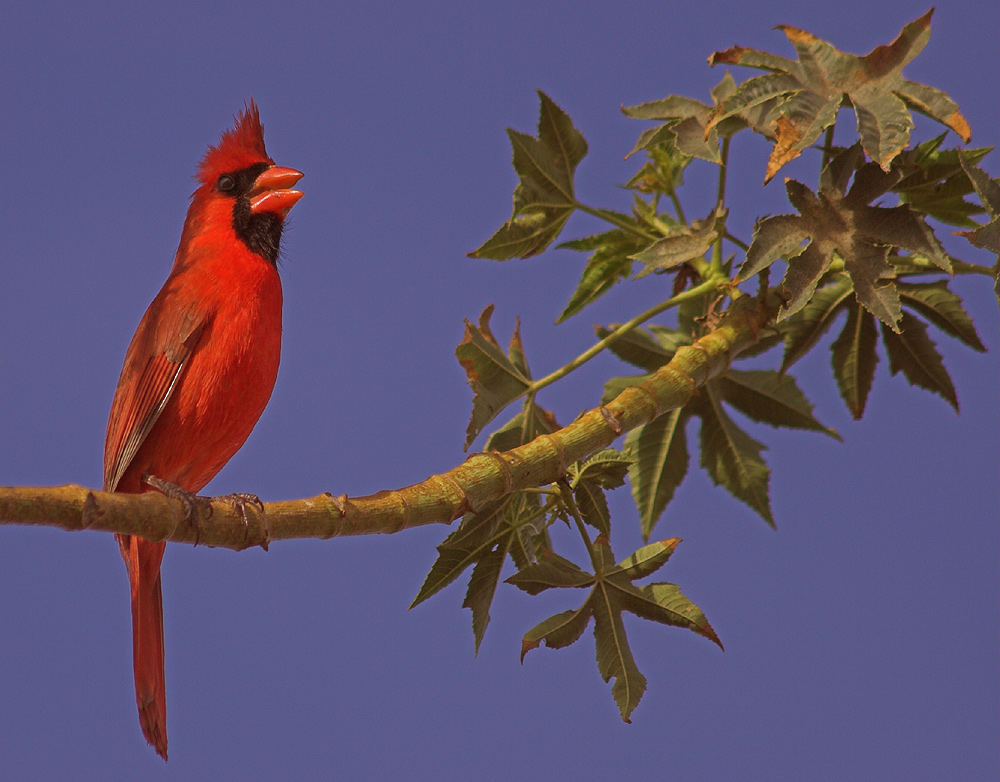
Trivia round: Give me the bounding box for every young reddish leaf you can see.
[625,408,691,539]
[696,386,774,526]
[741,146,951,330]
[831,302,879,419]
[470,91,586,259]
[898,282,987,352]
[456,306,531,448]
[708,10,970,179]
[881,313,958,411]
[718,370,841,439]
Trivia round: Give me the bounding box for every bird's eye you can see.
[217,175,236,192]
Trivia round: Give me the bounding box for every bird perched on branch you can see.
[103,102,302,759]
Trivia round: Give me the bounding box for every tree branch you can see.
[1,296,773,550]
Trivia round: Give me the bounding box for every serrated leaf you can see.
[898,281,986,352]
[463,545,506,654]
[609,581,723,649]
[697,385,773,525]
[410,499,508,608]
[570,449,633,489]
[457,306,531,448]
[632,207,726,276]
[956,154,1000,257]
[520,606,592,662]
[485,402,559,452]
[573,481,611,535]
[557,228,643,322]
[743,146,948,330]
[592,583,647,722]
[625,407,690,539]
[881,313,958,411]
[470,91,586,259]
[717,369,840,439]
[608,539,680,580]
[831,302,879,419]
[707,10,970,179]
[780,275,854,370]
[594,324,687,371]
[505,553,594,595]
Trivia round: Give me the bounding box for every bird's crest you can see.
[197,100,272,184]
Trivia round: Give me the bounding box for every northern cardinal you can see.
[103,102,302,760]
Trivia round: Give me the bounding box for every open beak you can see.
[249,166,304,216]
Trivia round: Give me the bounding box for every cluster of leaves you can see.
[415,10,997,722]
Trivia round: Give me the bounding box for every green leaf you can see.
[609,581,723,649]
[707,10,970,179]
[456,306,531,448]
[898,282,986,352]
[717,370,840,439]
[506,553,594,595]
[520,607,592,662]
[881,313,958,411]
[780,275,853,370]
[411,500,508,608]
[557,228,643,322]
[595,324,688,371]
[697,385,773,525]
[632,207,726,277]
[470,91,587,259]
[608,539,681,580]
[625,407,690,539]
[573,480,611,535]
[463,545,506,654]
[592,582,647,722]
[485,403,559,452]
[830,302,879,419]
[570,449,633,489]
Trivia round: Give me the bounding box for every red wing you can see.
[103,294,206,493]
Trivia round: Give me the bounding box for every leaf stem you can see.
[821,124,835,169]
[711,136,732,275]
[669,191,688,225]
[557,479,602,574]
[527,277,721,395]
[575,202,659,242]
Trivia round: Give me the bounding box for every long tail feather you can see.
[117,534,168,760]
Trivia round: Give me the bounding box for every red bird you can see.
[103,102,302,760]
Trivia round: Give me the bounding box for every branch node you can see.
[542,433,568,477]
[599,405,623,435]
[81,491,100,530]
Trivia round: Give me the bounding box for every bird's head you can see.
[191,100,303,264]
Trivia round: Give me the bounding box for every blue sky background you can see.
[1,1,997,779]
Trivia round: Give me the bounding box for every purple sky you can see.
[1,1,997,779]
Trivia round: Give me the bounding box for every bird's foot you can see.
[218,492,269,551]
[142,474,213,544]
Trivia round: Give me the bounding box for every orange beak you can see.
[249,166,304,216]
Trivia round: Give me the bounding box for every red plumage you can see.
[104,101,302,759]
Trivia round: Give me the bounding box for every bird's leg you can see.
[142,474,213,545]
[141,476,269,549]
